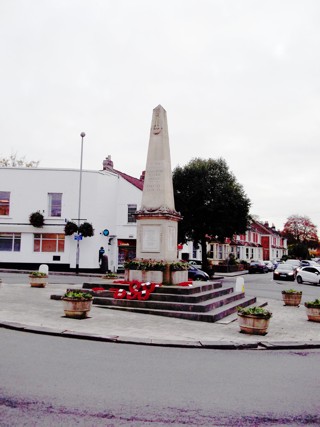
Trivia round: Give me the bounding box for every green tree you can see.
[0,153,39,168]
[173,158,251,271]
[287,242,309,259]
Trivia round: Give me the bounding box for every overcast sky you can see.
[1,0,319,233]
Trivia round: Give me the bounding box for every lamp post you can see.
[75,132,85,275]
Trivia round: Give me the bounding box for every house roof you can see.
[102,156,144,191]
[252,220,281,236]
[113,168,144,191]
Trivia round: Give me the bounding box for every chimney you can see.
[103,155,113,170]
[140,170,145,181]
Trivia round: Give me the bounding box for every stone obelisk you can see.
[136,105,181,263]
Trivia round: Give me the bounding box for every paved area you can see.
[1,277,320,350]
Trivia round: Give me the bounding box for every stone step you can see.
[85,284,233,304]
[50,279,257,323]
[93,290,247,313]
[147,286,233,303]
[97,296,257,323]
[83,280,223,295]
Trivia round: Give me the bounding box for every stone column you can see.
[136,105,181,263]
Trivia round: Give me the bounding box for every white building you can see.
[0,157,143,272]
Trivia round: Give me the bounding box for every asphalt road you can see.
[234,271,320,302]
[1,270,320,426]
[1,328,320,426]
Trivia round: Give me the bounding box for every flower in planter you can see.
[281,289,302,306]
[304,298,320,322]
[62,290,93,300]
[124,259,166,271]
[304,298,320,308]
[141,259,166,271]
[282,289,302,294]
[237,306,272,335]
[78,222,94,237]
[64,221,78,236]
[29,211,45,228]
[169,261,188,271]
[124,259,141,270]
[29,271,48,278]
[237,306,272,319]
[102,273,118,279]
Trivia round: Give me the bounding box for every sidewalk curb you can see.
[1,321,319,350]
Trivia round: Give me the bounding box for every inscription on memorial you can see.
[141,225,161,252]
[152,108,162,135]
[144,161,164,193]
[167,226,176,251]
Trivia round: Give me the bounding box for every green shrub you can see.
[64,221,78,236]
[29,211,45,228]
[238,306,272,319]
[29,271,48,278]
[169,262,188,271]
[282,289,302,294]
[304,299,320,308]
[62,290,93,300]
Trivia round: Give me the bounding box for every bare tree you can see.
[0,153,39,168]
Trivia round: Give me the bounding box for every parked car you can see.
[273,264,296,281]
[284,259,301,268]
[296,266,320,285]
[296,260,319,273]
[248,261,269,274]
[188,259,203,269]
[264,261,275,272]
[300,260,318,266]
[283,259,301,275]
[188,265,209,281]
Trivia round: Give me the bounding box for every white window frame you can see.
[48,193,62,217]
[0,191,10,216]
[127,204,137,223]
[0,232,21,251]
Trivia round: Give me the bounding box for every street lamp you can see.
[76,132,86,275]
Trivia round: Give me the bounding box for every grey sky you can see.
[1,0,319,233]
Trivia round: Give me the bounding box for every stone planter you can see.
[305,307,320,322]
[237,314,271,335]
[282,292,302,307]
[62,299,93,319]
[127,270,163,283]
[171,270,189,285]
[29,276,48,288]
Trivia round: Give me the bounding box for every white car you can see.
[296,260,319,273]
[296,266,320,285]
[264,261,275,271]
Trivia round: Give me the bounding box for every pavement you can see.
[1,273,320,350]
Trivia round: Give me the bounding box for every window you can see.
[34,233,65,252]
[127,204,137,223]
[209,244,214,259]
[236,247,240,259]
[48,193,62,217]
[0,233,21,251]
[0,191,10,215]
